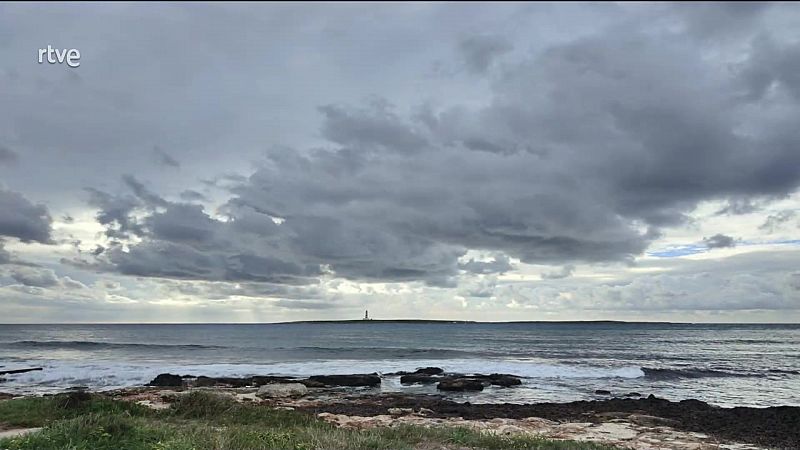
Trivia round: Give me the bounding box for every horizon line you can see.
[1,319,799,325]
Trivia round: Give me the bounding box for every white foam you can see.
[0,359,644,393]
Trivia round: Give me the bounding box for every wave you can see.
[280,346,485,359]
[0,359,645,393]
[642,367,757,380]
[767,369,800,375]
[5,340,224,351]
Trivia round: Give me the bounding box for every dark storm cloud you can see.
[85,180,320,284]
[0,188,53,243]
[145,203,220,243]
[703,234,737,249]
[85,188,143,239]
[457,34,512,74]
[62,2,800,288]
[0,146,19,166]
[737,34,800,102]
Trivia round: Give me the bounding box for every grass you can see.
[0,391,619,450]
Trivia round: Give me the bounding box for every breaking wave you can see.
[6,340,224,350]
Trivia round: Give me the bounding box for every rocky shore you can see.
[147,367,523,391]
[91,368,798,449]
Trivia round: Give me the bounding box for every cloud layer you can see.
[0,2,798,322]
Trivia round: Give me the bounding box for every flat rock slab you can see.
[0,427,42,439]
[317,413,764,450]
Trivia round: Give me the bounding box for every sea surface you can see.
[1,322,798,408]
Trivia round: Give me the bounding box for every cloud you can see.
[1,3,798,322]
[0,146,19,166]
[504,251,800,313]
[0,188,53,243]
[179,190,209,202]
[457,34,512,74]
[715,198,762,215]
[153,146,180,168]
[0,242,10,265]
[122,175,168,208]
[459,276,498,298]
[318,101,428,153]
[9,267,59,288]
[759,210,797,233]
[737,33,800,102]
[541,265,576,280]
[703,234,737,249]
[671,2,771,40]
[85,187,143,239]
[84,15,800,288]
[459,254,513,274]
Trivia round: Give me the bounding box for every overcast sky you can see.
[1,2,799,323]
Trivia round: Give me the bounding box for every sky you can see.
[1,2,799,323]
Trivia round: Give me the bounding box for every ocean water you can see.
[0,322,798,408]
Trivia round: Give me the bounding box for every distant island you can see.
[276,319,675,325]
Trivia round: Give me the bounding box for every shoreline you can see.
[105,385,791,449]
[3,368,797,449]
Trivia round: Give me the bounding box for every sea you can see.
[1,322,798,408]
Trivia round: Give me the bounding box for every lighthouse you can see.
[363,310,370,320]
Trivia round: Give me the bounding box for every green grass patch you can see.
[0,391,148,427]
[0,391,618,450]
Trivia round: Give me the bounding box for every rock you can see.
[437,378,485,392]
[0,367,43,376]
[298,379,326,388]
[463,373,522,387]
[136,399,170,410]
[256,383,308,398]
[212,377,251,387]
[400,373,440,385]
[624,392,642,397]
[192,376,218,387]
[159,392,181,402]
[0,392,15,400]
[251,376,298,386]
[388,407,414,416]
[417,407,435,416]
[236,392,260,403]
[486,374,522,387]
[627,413,680,427]
[595,389,612,396]
[414,367,444,375]
[679,398,711,408]
[0,428,42,439]
[307,374,381,387]
[149,373,184,387]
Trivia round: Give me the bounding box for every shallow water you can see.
[1,322,798,407]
